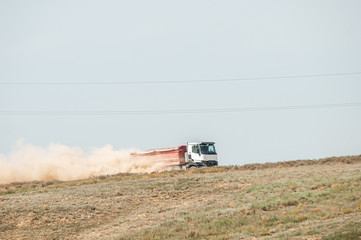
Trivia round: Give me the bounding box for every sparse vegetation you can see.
[0,155,360,239]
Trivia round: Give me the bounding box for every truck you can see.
[130,142,218,169]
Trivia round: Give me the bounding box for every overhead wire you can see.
[0,71,360,85]
[1,102,360,115]
[1,72,360,116]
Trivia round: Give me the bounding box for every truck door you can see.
[190,144,202,162]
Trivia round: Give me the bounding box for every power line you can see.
[0,72,360,85]
[1,102,360,115]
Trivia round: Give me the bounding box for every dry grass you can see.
[0,155,360,239]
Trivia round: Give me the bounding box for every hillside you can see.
[1,155,361,239]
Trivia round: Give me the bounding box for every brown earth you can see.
[0,155,360,239]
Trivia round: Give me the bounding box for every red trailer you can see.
[130,145,187,167]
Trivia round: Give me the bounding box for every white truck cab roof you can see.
[188,142,215,145]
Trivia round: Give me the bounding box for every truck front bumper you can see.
[202,161,218,167]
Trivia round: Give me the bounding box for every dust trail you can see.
[0,140,171,184]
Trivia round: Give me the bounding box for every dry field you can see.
[0,155,361,240]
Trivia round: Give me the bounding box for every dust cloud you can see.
[0,140,171,184]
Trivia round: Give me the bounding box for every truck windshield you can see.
[200,144,216,155]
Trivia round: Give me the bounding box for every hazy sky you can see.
[1,0,361,165]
